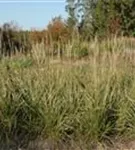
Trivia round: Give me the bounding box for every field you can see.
[1,37,135,149]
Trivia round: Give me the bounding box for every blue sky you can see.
[0,0,67,30]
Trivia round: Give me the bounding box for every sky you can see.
[0,0,67,30]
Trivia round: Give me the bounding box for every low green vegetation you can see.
[0,37,134,149]
[1,1,135,149]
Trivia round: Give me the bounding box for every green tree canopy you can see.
[66,0,135,38]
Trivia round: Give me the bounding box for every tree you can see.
[66,0,78,29]
[66,0,135,38]
[66,0,84,31]
[0,22,31,56]
[47,16,69,42]
[114,0,135,36]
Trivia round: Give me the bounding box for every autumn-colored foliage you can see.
[107,16,122,35]
[47,16,70,43]
[29,29,47,44]
[29,17,70,48]
[0,17,72,57]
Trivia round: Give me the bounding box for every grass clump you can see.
[0,37,135,149]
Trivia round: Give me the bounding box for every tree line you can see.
[0,17,70,56]
[66,0,135,38]
[0,0,135,56]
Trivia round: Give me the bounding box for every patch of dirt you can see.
[19,139,135,150]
